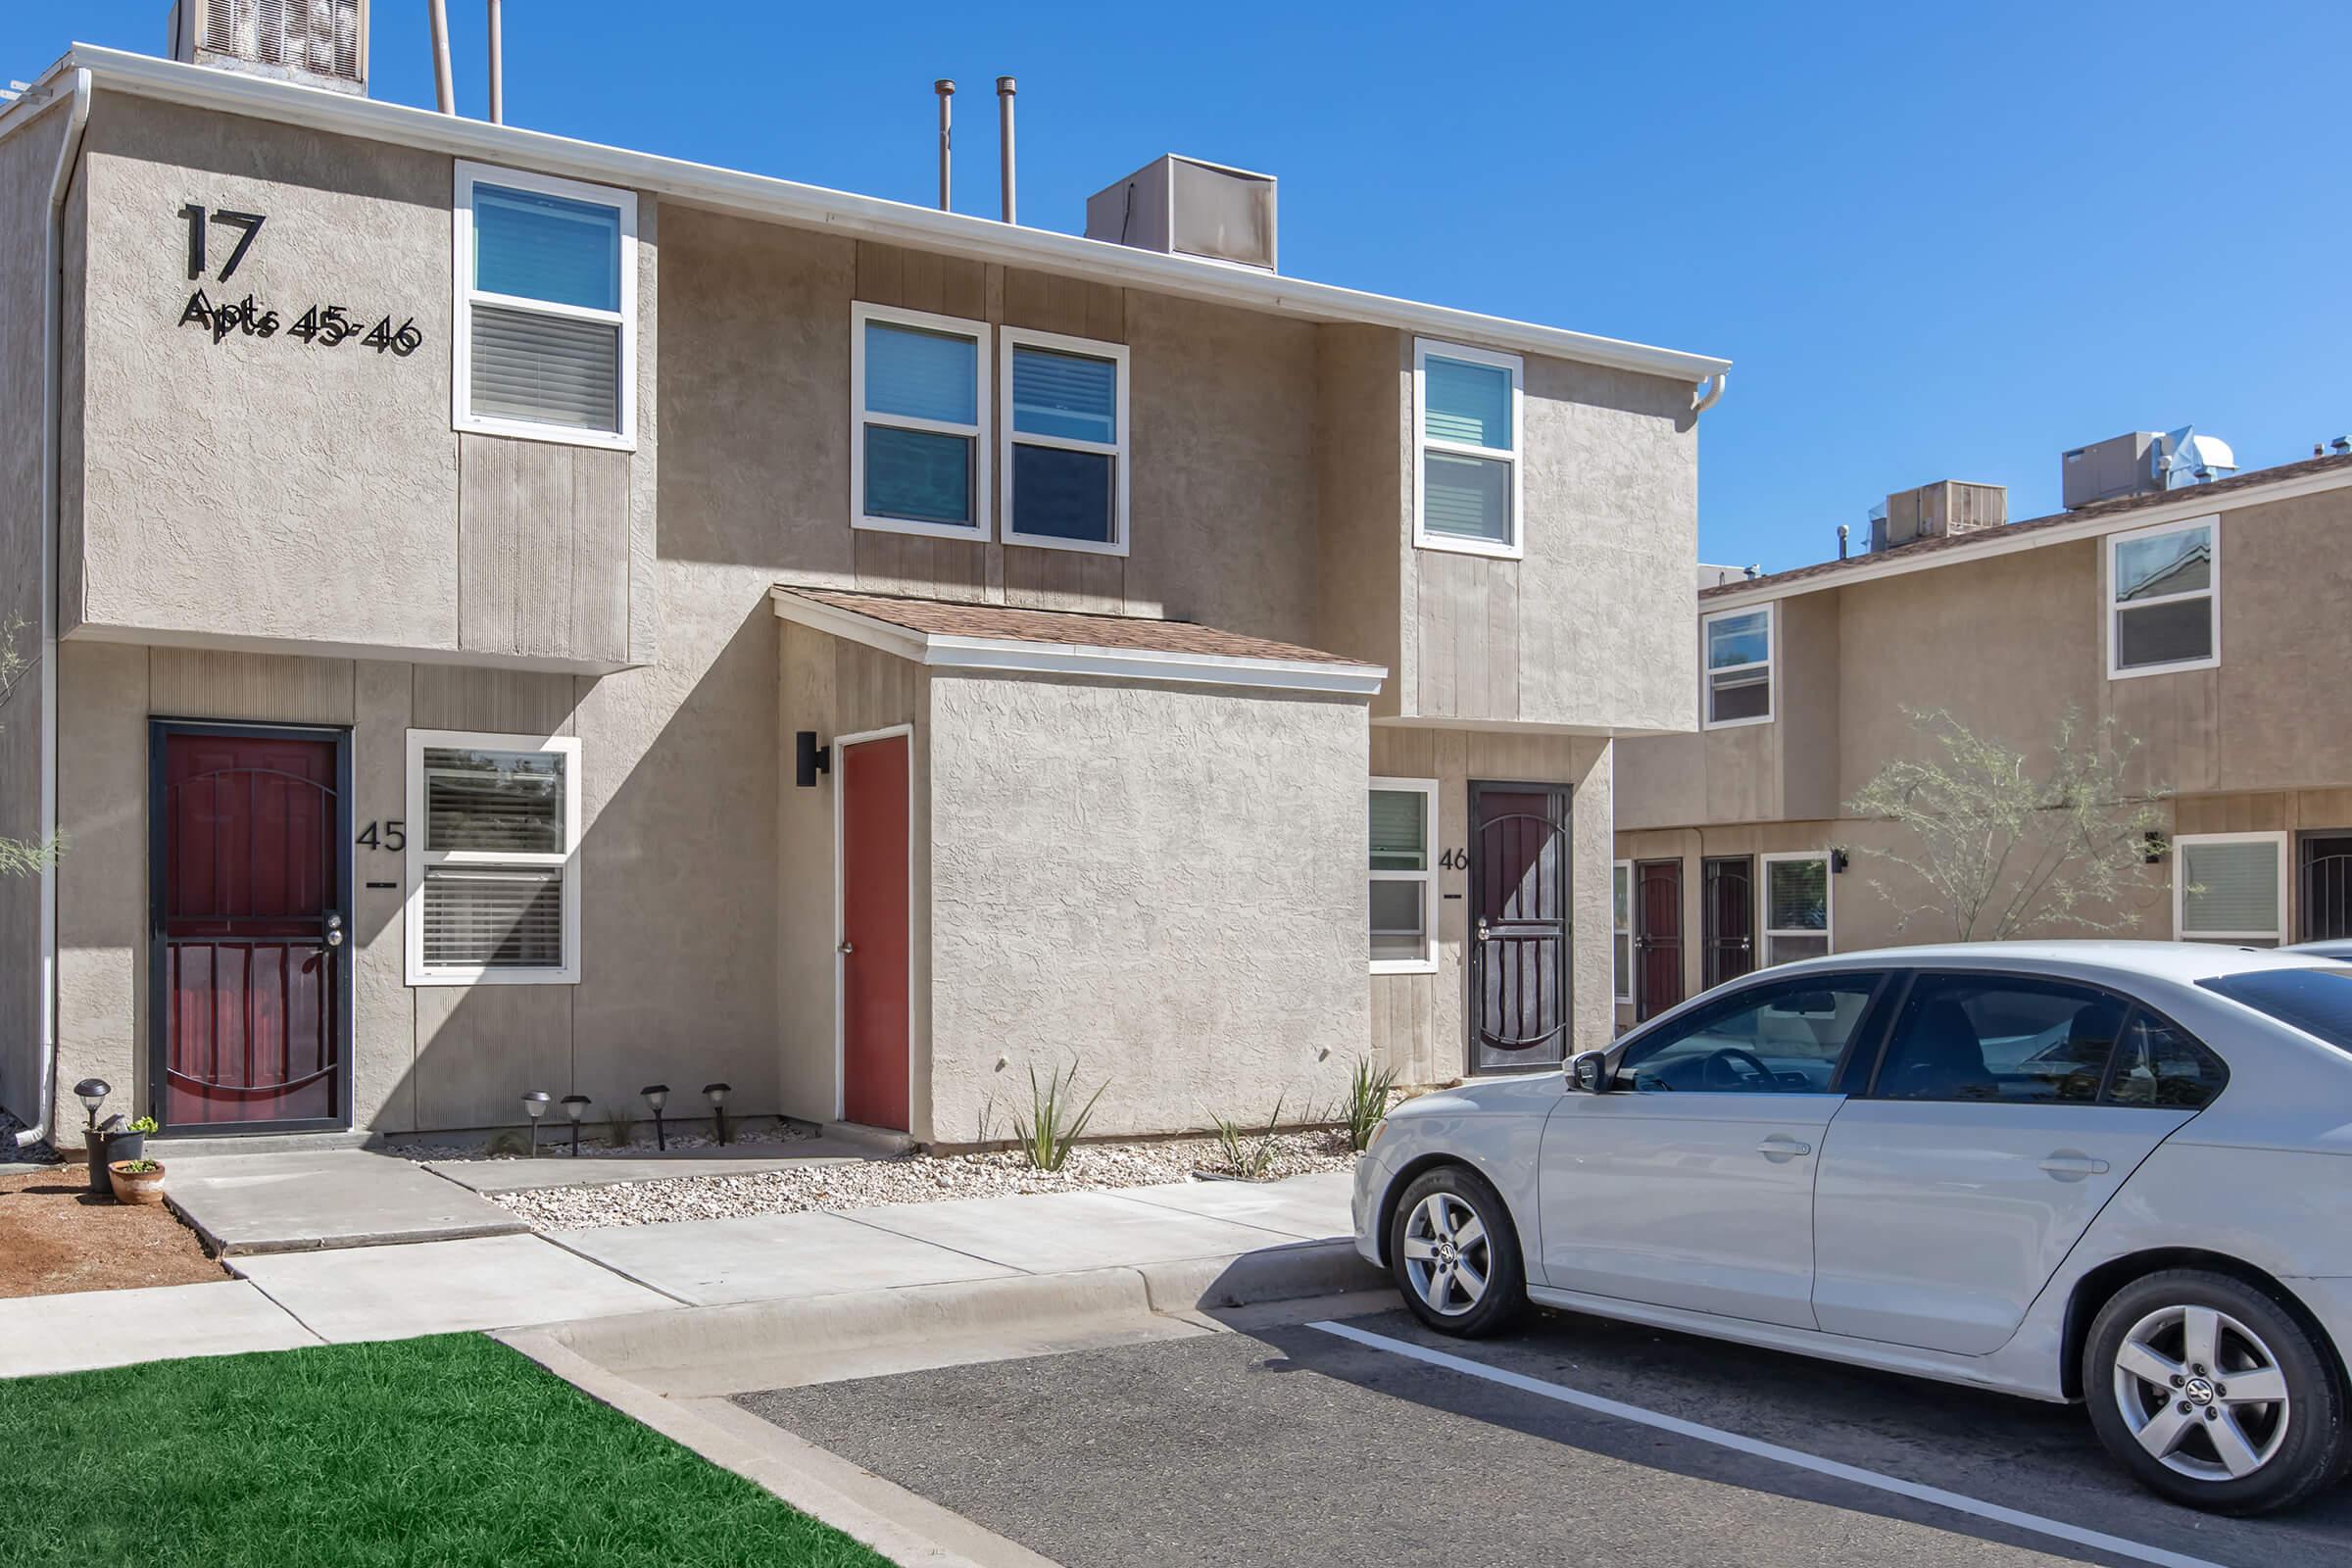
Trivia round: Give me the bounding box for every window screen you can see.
[1416,343,1520,552]
[2178,837,2282,940]
[459,169,632,442]
[409,732,578,983]
[1005,338,1125,550]
[856,312,987,534]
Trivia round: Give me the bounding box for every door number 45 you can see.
[357,820,407,852]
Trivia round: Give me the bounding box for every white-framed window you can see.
[452,162,636,450]
[1612,860,1634,1004]
[1760,851,1832,966]
[2108,515,2219,678]
[1002,326,1130,556]
[1702,603,1774,728]
[1412,339,1524,559]
[406,730,582,986]
[2174,831,2285,945]
[1369,777,1439,974]
[853,303,992,541]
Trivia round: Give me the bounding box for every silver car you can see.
[1352,942,2352,1514]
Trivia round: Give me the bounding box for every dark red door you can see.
[841,733,910,1131]
[1701,855,1755,991]
[154,726,348,1130]
[1467,782,1571,1074]
[1635,858,1684,1022]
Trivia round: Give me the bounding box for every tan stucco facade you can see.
[1613,476,2352,1023]
[1,69,1713,1143]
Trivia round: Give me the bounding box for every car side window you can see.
[1870,975,2124,1104]
[2104,1013,2229,1109]
[1615,975,1884,1094]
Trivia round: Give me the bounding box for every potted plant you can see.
[104,1115,158,1166]
[108,1157,167,1205]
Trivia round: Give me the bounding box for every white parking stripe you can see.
[1309,1320,2229,1568]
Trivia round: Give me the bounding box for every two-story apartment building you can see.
[1613,440,2352,1025]
[0,19,1726,1151]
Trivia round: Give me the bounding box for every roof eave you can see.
[47,45,1730,384]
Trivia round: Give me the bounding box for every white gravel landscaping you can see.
[487,1129,1359,1230]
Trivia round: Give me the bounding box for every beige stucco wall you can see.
[1368,726,1614,1083]
[926,673,1370,1142]
[66,95,656,669]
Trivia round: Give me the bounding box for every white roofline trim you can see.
[771,590,1387,696]
[1698,463,2352,612]
[45,45,1728,384]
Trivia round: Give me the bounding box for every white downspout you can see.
[1691,370,1727,416]
[16,68,91,1152]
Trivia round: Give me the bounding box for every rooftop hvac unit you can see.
[1085,155,1277,271]
[169,0,368,94]
[2062,427,2236,509]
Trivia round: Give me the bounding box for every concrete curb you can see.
[501,1329,1061,1568]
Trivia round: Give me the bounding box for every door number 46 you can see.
[1439,848,1470,871]
[357,820,406,852]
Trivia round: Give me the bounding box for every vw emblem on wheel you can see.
[2182,1376,2217,1406]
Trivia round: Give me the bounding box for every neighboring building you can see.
[1613,440,2352,1026]
[0,22,1726,1149]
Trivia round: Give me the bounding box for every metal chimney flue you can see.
[934,79,955,212]
[997,76,1017,223]
[486,0,503,122]
[427,0,454,114]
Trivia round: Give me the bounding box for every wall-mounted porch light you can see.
[704,1082,732,1146]
[795,732,831,789]
[1830,849,1851,874]
[642,1084,670,1151]
[561,1094,590,1157]
[521,1090,551,1155]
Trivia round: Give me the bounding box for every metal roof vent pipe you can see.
[427,0,454,113]
[934,78,955,211]
[997,76,1017,223]
[486,0,503,123]
[1837,523,1849,561]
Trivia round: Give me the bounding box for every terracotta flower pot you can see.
[108,1159,167,1205]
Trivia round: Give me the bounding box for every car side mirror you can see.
[1569,1050,1610,1094]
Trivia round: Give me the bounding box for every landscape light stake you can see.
[521,1090,550,1155]
[75,1078,112,1195]
[704,1082,731,1147]
[561,1095,590,1157]
[641,1084,669,1151]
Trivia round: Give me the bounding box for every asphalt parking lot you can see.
[737,1302,2352,1568]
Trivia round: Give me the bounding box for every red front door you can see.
[840,733,910,1132]
[155,726,348,1130]
[1635,858,1685,1022]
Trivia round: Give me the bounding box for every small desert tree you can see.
[1843,707,2169,942]
[0,618,61,878]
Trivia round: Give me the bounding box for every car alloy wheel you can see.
[1400,1190,1491,1318]
[2111,1304,2291,1483]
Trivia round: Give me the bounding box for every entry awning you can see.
[771,587,1387,697]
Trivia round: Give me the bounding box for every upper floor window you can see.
[2174,831,2285,945]
[1369,778,1438,973]
[407,730,582,986]
[854,304,991,541]
[1003,328,1130,556]
[453,163,636,450]
[1413,339,1523,560]
[1702,604,1773,727]
[2109,516,2218,678]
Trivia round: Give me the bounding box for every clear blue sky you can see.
[12,1,2346,571]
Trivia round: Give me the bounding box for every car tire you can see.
[2082,1268,2346,1516]
[1388,1165,1526,1339]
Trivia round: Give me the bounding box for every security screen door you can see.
[1467,782,1570,1074]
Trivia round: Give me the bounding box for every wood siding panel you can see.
[410,664,581,736]
[569,449,632,663]
[856,241,987,320]
[147,649,355,724]
[457,435,633,666]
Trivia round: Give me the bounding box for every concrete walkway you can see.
[1,1171,1363,1381]
[166,1149,525,1254]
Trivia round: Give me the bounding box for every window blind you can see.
[421,867,564,969]
[473,184,622,311]
[1423,452,1509,542]
[1369,790,1428,870]
[1011,347,1117,443]
[1767,859,1828,932]
[1423,357,1511,449]
[2180,841,2279,935]
[423,749,565,854]
[469,304,620,432]
[864,323,978,424]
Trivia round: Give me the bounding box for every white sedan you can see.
[1352,942,2352,1515]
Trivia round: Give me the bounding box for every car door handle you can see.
[1757,1135,1812,1160]
[2038,1152,2110,1180]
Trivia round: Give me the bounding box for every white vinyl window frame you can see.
[852,302,993,543]
[1411,338,1525,561]
[2172,830,2287,944]
[405,729,583,987]
[1000,325,1132,557]
[1612,859,1634,1004]
[1369,776,1440,975]
[1759,850,1834,967]
[2107,514,2221,680]
[452,161,638,452]
[1701,601,1776,730]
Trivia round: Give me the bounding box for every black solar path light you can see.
[641,1084,670,1151]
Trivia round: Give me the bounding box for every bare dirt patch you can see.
[0,1168,227,1298]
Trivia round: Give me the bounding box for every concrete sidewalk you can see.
[1,1171,1371,1381]
[166,1149,526,1254]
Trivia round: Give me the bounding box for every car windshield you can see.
[2198,966,2352,1056]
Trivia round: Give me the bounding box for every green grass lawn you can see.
[0,1333,895,1567]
